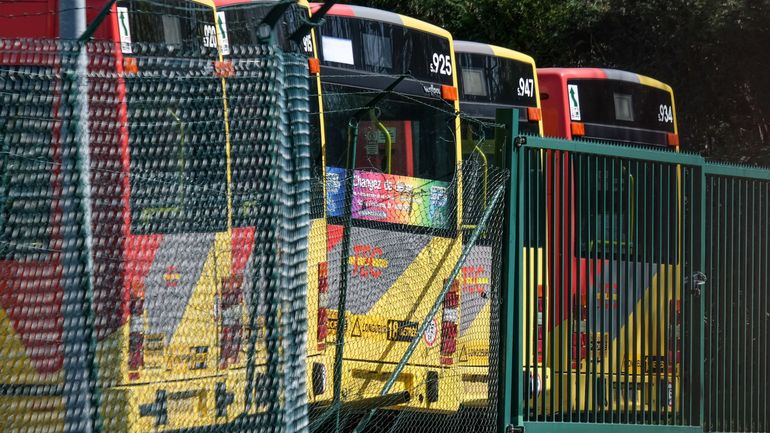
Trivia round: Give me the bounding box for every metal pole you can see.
[59,1,96,432]
[497,108,522,433]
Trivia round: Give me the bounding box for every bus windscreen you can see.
[457,52,537,108]
[567,79,675,133]
[116,0,220,58]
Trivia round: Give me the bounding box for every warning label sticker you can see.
[327,311,419,343]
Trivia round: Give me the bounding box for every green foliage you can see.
[349,0,770,165]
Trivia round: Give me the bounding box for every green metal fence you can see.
[703,164,770,433]
[498,110,770,433]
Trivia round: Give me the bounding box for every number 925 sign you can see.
[430,52,452,76]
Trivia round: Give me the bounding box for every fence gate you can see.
[499,111,705,433]
[703,164,770,433]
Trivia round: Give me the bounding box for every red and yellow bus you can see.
[312,3,464,413]
[214,0,334,406]
[0,1,243,431]
[537,68,678,147]
[454,40,545,406]
[533,67,683,417]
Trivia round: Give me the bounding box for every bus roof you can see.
[537,67,673,94]
[215,0,309,7]
[454,40,536,67]
[309,3,451,40]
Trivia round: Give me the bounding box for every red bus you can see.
[0,2,243,431]
[529,67,684,419]
[537,68,678,147]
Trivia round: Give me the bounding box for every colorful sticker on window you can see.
[326,168,451,229]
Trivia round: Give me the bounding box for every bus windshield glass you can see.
[457,53,537,108]
[323,83,457,230]
[567,79,675,133]
[116,0,220,58]
[222,2,314,55]
[121,1,228,235]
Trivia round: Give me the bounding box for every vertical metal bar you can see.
[674,167,688,425]
[722,175,730,432]
[705,174,712,430]
[591,154,599,422]
[59,4,96,433]
[617,158,624,422]
[559,149,568,422]
[641,162,649,424]
[760,179,766,431]
[618,161,635,423]
[524,149,532,420]
[707,174,716,431]
[332,119,359,431]
[680,166,688,426]
[498,108,523,433]
[536,148,544,420]
[763,180,768,433]
[742,179,749,431]
[632,159,640,424]
[540,150,544,420]
[600,155,607,424]
[609,158,616,423]
[536,150,546,420]
[576,153,583,421]
[514,128,526,428]
[658,164,664,424]
[746,179,758,431]
[728,177,736,430]
[549,150,556,421]
[652,163,665,424]
[690,165,709,426]
[559,150,567,420]
[737,178,744,431]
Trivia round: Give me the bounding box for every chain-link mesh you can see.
[0,38,310,433]
[309,110,509,433]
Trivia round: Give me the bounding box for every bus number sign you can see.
[203,25,218,50]
[658,104,673,123]
[517,78,535,98]
[430,52,452,76]
[302,34,313,54]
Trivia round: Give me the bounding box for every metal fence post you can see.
[59,1,97,432]
[497,108,523,433]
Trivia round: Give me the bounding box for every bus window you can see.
[124,1,226,234]
[614,92,634,121]
[118,0,218,57]
[576,159,634,258]
[575,159,678,263]
[221,2,312,55]
[0,67,55,260]
[323,83,456,183]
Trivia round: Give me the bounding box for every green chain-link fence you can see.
[0,38,311,433]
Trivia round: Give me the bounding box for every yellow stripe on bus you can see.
[637,74,678,135]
